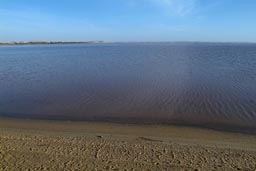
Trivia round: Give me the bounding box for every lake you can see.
[0,43,256,133]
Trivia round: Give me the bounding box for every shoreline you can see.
[1,115,256,135]
[1,118,256,170]
[1,41,256,46]
[0,41,107,46]
[1,118,256,149]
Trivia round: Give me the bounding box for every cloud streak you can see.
[149,0,198,16]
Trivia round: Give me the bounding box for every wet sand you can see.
[0,118,256,170]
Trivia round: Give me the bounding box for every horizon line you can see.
[1,40,256,46]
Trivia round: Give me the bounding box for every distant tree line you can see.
[0,41,105,45]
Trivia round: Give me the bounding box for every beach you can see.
[0,119,256,170]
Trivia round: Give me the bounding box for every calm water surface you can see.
[0,43,256,132]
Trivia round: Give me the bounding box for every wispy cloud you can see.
[149,0,198,16]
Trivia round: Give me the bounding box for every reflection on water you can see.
[0,43,256,132]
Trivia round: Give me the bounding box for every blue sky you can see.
[1,0,256,42]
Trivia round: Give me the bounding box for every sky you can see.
[1,0,256,42]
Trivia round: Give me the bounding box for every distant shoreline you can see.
[0,41,106,46]
[1,41,256,46]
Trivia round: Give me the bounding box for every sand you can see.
[0,118,256,171]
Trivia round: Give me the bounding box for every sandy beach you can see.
[0,118,256,171]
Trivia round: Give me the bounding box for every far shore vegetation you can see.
[0,41,105,46]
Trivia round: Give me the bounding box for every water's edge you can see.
[1,114,255,135]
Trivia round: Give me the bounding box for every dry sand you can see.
[0,118,256,171]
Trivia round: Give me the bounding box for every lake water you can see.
[0,43,256,132]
